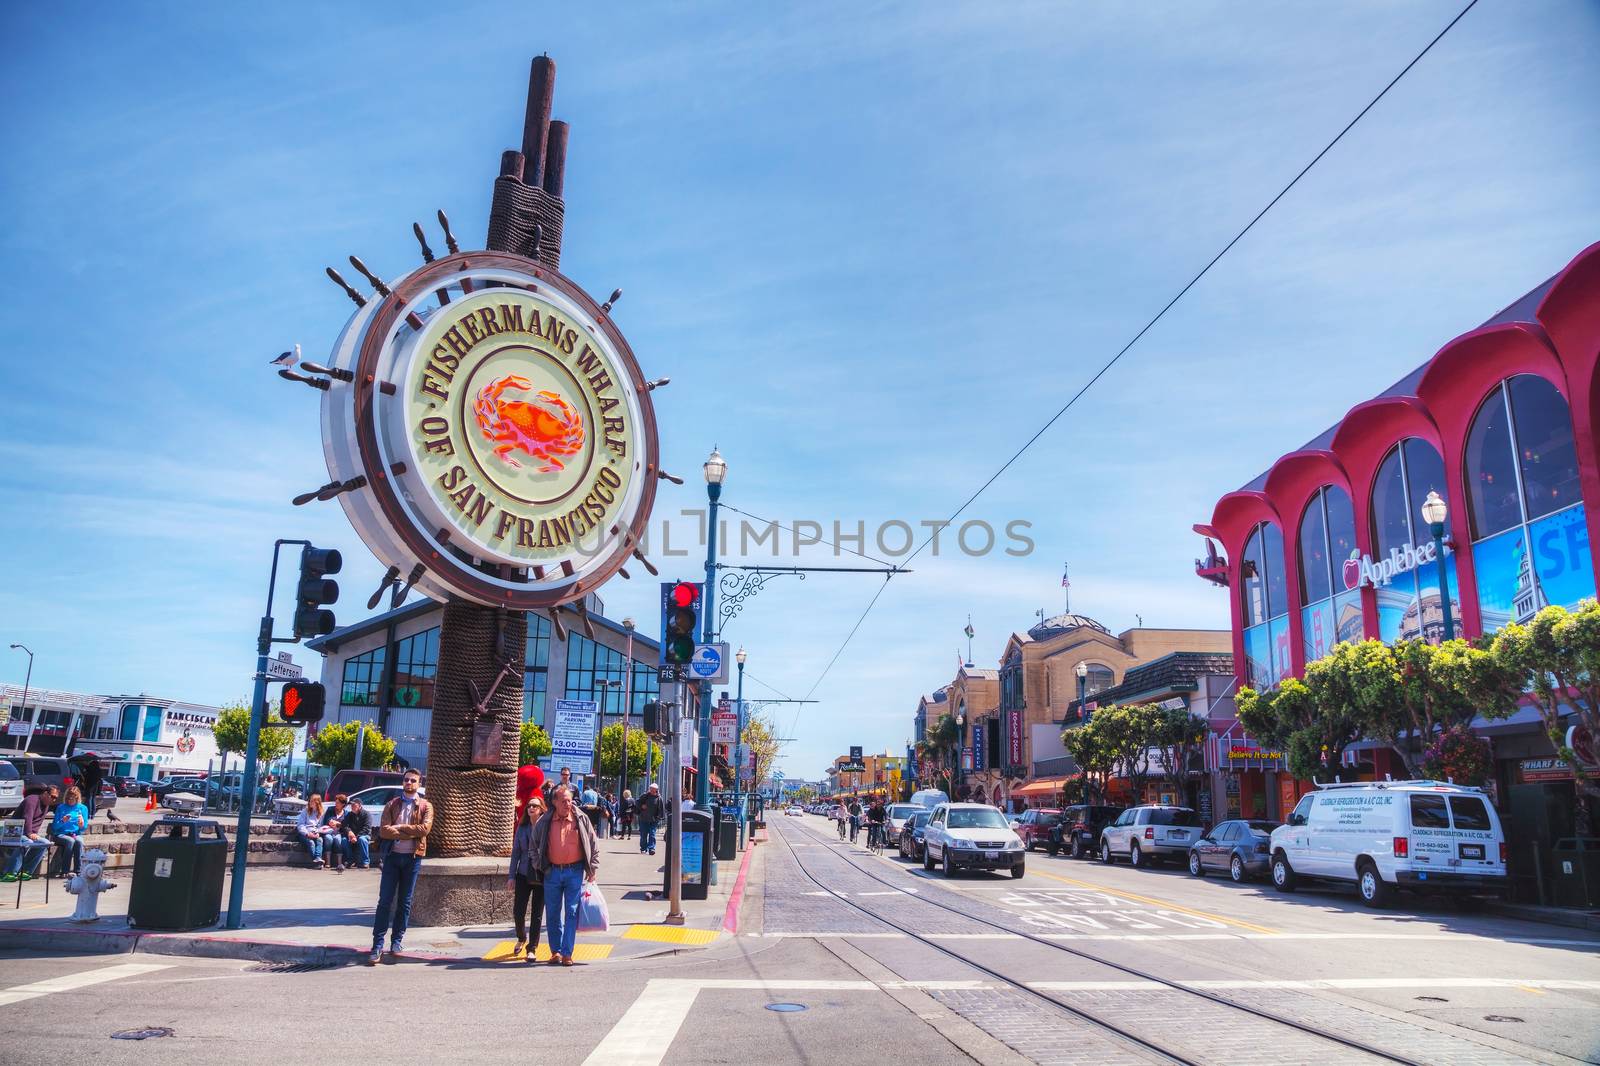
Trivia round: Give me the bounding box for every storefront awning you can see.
[1013,777,1069,798]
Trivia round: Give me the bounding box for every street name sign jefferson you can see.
[319,252,661,609]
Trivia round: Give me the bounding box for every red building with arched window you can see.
[1196,241,1600,865]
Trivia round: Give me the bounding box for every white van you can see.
[909,788,949,811]
[1269,780,1507,907]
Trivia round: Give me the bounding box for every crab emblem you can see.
[473,375,585,472]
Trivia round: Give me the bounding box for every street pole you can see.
[621,619,634,796]
[8,644,33,754]
[696,448,725,809]
[1422,491,1456,642]
[734,649,747,848]
[666,682,685,924]
[226,539,302,931]
[352,718,366,774]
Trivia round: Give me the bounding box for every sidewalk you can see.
[0,831,760,966]
[1484,899,1600,933]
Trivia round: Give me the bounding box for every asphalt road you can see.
[4,814,1597,1065]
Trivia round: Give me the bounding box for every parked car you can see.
[1188,819,1280,882]
[0,759,22,815]
[1270,781,1507,907]
[327,769,405,799]
[2,756,77,796]
[1013,808,1064,851]
[898,809,932,861]
[1047,805,1125,858]
[1099,805,1203,867]
[921,802,1026,878]
[93,780,118,818]
[108,775,148,797]
[909,788,950,811]
[151,776,210,811]
[346,783,425,816]
[786,805,804,817]
[885,803,923,844]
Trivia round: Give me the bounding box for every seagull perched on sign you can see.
[269,344,301,368]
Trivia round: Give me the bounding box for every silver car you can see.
[1099,805,1203,868]
[0,760,22,815]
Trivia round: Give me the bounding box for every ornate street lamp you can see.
[696,447,727,807]
[1075,660,1088,712]
[8,644,33,753]
[1421,490,1455,642]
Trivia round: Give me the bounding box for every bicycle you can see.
[836,816,846,840]
[866,822,886,855]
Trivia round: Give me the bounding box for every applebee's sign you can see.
[1341,542,1441,590]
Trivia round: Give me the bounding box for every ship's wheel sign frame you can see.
[320,251,660,609]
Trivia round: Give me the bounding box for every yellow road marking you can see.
[1519,986,1547,995]
[1025,868,1280,935]
[482,940,614,962]
[622,925,720,946]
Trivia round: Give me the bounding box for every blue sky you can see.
[2,2,1597,781]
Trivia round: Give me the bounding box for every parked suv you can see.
[921,802,1027,878]
[1270,781,1507,907]
[1012,808,1063,851]
[1047,805,1125,858]
[1099,805,1203,867]
[2,756,77,796]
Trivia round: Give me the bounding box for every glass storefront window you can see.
[1243,624,1272,691]
[1299,498,1331,606]
[1465,376,1593,634]
[1298,485,1360,662]
[341,647,387,707]
[1370,439,1459,644]
[1241,528,1268,627]
[565,634,663,716]
[391,627,439,710]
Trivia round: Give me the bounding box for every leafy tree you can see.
[1237,672,1361,782]
[1492,600,1600,829]
[519,721,552,766]
[1081,704,1162,802]
[1150,707,1208,807]
[596,722,662,782]
[741,708,781,794]
[1062,718,1113,805]
[307,720,396,771]
[1420,725,1493,786]
[213,701,295,766]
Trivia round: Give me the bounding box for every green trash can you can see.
[1551,837,1600,909]
[714,806,738,861]
[127,817,229,930]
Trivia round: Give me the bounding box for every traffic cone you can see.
[144,793,156,812]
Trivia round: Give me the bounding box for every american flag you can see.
[1061,564,1070,589]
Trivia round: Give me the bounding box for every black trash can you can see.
[1551,837,1600,909]
[714,805,738,861]
[127,817,229,930]
[667,809,714,901]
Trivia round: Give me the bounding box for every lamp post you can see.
[1075,660,1088,714]
[595,678,620,793]
[734,646,747,846]
[955,711,966,796]
[1421,490,1455,642]
[621,617,635,797]
[696,447,726,809]
[7,644,33,754]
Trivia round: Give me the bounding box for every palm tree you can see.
[925,714,960,793]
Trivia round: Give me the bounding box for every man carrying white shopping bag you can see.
[530,783,599,967]
[578,878,609,934]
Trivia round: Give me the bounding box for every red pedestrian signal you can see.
[281,681,326,725]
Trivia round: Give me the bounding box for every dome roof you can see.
[1027,613,1110,640]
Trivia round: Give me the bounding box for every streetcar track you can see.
[776,819,1429,1066]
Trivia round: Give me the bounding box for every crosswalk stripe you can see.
[0,963,172,1007]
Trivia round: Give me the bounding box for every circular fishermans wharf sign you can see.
[320,251,660,608]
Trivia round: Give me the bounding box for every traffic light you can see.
[280,680,326,725]
[659,581,702,665]
[292,546,343,639]
[642,700,665,738]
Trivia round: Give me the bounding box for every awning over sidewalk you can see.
[1013,777,1068,798]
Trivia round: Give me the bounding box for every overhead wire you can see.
[790,0,1482,712]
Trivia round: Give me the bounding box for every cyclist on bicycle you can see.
[847,798,863,843]
[832,800,848,839]
[865,797,888,850]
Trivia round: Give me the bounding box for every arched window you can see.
[1081,663,1114,699]
[1240,521,1290,689]
[1464,375,1593,631]
[1298,486,1363,663]
[1370,439,1459,643]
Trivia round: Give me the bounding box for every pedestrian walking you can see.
[618,790,636,840]
[506,793,548,963]
[49,786,89,876]
[635,783,662,855]
[369,770,433,965]
[580,781,603,837]
[530,784,598,967]
[297,794,329,867]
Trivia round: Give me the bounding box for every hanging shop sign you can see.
[319,252,661,609]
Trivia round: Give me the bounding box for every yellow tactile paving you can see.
[620,925,721,945]
[481,940,614,962]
